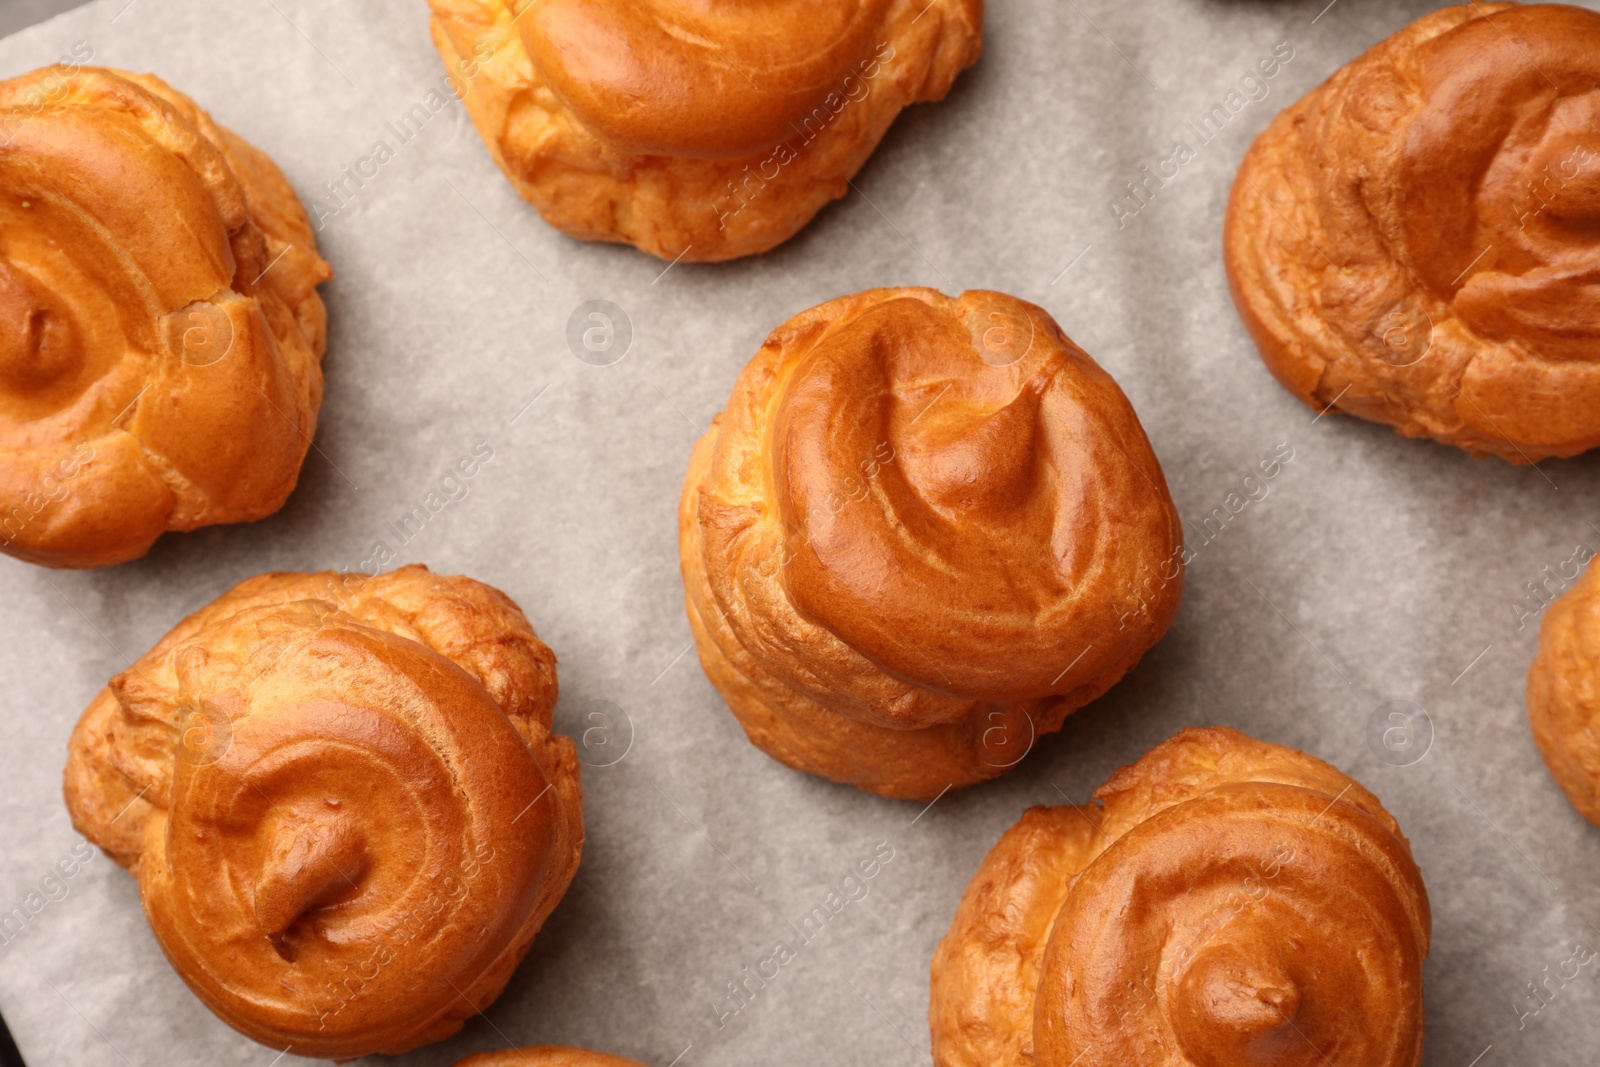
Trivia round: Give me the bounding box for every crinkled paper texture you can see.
[0,0,1597,1064]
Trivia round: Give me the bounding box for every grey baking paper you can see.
[2,0,1598,1063]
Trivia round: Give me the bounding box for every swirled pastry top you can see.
[427,0,981,260]
[696,288,1180,705]
[681,289,1182,799]
[1225,3,1600,461]
[63,566,583,1060]
[522,0,896,158]
[455,1047,648,1067]
[1528,558,1600,825]
[930,727,1431,1067]
[0,66,330,568]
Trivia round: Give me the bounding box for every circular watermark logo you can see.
[174,700,233,766]
[164,301,235,367]
[1366,700,1433,767]
[1375,302,1433,368]
[977,705,1037,769]
[970,299,1036,368]
[564,698,634,768]
[566,301,632,366]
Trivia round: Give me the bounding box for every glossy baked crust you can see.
[63,566,583,1059]
[0,66,331,568]
[1528,562,1600,823]
[1225,3,1600,462]
[454,1048,647,1067]
[679,289,1183,800]
[426,0,982,261]
[930,727,1431,1067]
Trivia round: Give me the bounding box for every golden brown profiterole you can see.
[427,0,982,261]
[63,565,582,1059]
[0,66,331,568]
[1529,559,1600,825]
[680,288,1184,800]
[1226,3,1600,462]
[930,727,1431,1067]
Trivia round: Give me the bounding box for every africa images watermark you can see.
[308,38,495,229]
[0,442,94,551]
[352,440,496,576]
[1114,440,1298,631]
[1111,41,1296,230]
[0,839,98,954]
[710,300,1038,629]
[1511,537,1594,633]
[157,437,506,738]
[710,438,898,632]
[1516,137,1600,231]
[708,840,897,1031]
[1108,840,1298,1031]
[1166,841,1296,974]
[713,40,897,231]
[1367,700,1434,768]
[0,40,95,148]
[1512,940,1596,1031]
[310,839,498,1029]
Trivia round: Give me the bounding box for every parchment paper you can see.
[2,1,1598,1063]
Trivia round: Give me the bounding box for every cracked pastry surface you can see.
[63,565,583,1060]
[1225,3,1600,462]
[679,289,1183,801]
[930,727,1431,1067]
[1529,560,1600,825]
[0,65,330,569]
[427,0,982,261]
